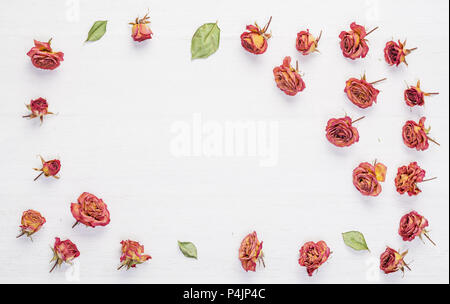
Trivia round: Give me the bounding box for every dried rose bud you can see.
[118,240,152,270]
[395,162,432,196]
[240,17,272,55]
[379,247,410,274]
[339,23,377,60]
[298,241,330,276]
[352,161,387,196]
[27,39,64,70]
[50,237,80,273]
[399,211,435,245]
[296,29,322,55]
[402,117,439,151]
[17,209,46,239]
[384,40,417,66]
[344,75,386,109]
[23,98,53,124]
[325,116,364,147]
[273,56,305,96]
[404,80,439,107]
[33,156,61,181]
[71,192,111,228]
[129,12,153,42]
[239,231,264,272]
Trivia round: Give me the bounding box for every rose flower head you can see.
[239,231,264,272]
[129,11,153,42]
[296,29,322,55]
[240,17,272,55]
[325,115,364,147]
[273,56,305,96]
[379,247,410,275]
[395,162,434,196]
[33,156,60,181]
[27,39,64,70]
[50,237,80,273]
[298,241,330,276]
[118,240,152,270]
[344,74,386,109]
[339,22,377,60]
[384,40,417,66]
[402,117,439,151]
[399,211,435,245]
[71,192,111,228]
[404,80,439,107]
[352,161,387,196]
[17,209,46,239]
[23,98,54,124]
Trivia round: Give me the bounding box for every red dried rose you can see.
[352,161,387,196]
[339,23,377,60]
[239,231,264,272]
[404,80,439,107]
[33,156,60,181]
[27,39,64,70]
[384,40,417,66]
[17,209,46,239]
[240,17,272,55]
[344,75,385,109]
[130,12,153,42]
[395,162,430,196]
[50,237,80,272]
[23,98,53,124]
[402,117,439,151]
[71,192,111,228]
[298,241,330,276]
[399,211,435,245]
[325,116,364,147]
[118,240,152,270]
[296,29,322,55]
[379,247,410,274]
[273,56,305,96]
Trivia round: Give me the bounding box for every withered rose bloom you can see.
[17,210,46,239]
[298,241,330,276]
[118,240,152,270]
[398,211,435,245]
[339,22,376,60]
[379,247,410,274]
[33,156,61,181]
[273,56,305,96]
[402,117,438,151]
[129,12,153,42]
[240,17,272,55]
[239,231,264,272]
[344,75,384,109]
[404,80,439,107]
[23,98,53,124]
[384,40,416,66]
[71,192,111,228]
[352,161,387,196]
[27,39,64,70]
[296,30,321,55]
[325,116,361,147]
[50,237,80,272]
[395,162,426,196]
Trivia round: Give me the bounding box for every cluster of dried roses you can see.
[21,14,439,277]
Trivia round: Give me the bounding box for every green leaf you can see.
[191,22,220,59]
[85,20,108,42]
[178,241,198,259]
[342,231,370,251]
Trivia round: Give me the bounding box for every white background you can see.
[0,0,448,284]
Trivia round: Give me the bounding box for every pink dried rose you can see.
[50,237,80,272]
[23,97,54,124]
[240,17,272,55]
[404,80,439,107]
[344,75,386,109]
[296,29,322,55]
[379,247,410,275]
[384,40,417,66]
[33,156,61,181]
[71,192,110,228]
[352,161,387,196]
[398,211,435,245]
[273,56,305,96]
[239,231,264,272]
[298,241,330,276]
[118,240,152,270]
[395,162,435,196]
[27,39,64,70]
[129,12,153,42]
[325,116,364,147]
[339,22,377,60]
[402,117,439,151]
[17,209,46,239]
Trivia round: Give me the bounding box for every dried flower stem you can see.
[16,232,25,238]
[34,171,44,181]
[370,78,387,85]
[427,136,440,146]
[72,221,79,229]
[49,261,58,273]
[352,116,365,123]
[423,232,436,246]
[420,177,437,183]
[366,26,378,36]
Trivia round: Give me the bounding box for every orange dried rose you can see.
[296,29,322,55]
[273,56,305,96]
[298,241,330,276]
[352,161,387,196]
[379,247,410,274]
[118,240,152,270]
[239,231,264,272]
[344,75,386,109]
[33,156,60,181]
[240,17,272,54]
[17,209,46,239]
[384,40,417,66]
[404,80,439,107]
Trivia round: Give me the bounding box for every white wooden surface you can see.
[0,0,448,283]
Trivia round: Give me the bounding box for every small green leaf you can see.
[85,20,108,42]
[191,22,220,59]
[178,241,198,259]
[342,231,370,251]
